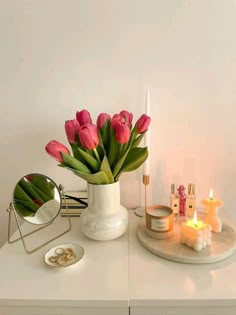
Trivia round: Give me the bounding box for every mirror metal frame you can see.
[7,175,72,254]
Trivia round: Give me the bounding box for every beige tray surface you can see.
[137,218,236,264]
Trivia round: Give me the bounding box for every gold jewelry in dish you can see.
[48,247,76,266]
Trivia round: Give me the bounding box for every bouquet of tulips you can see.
[45,110,151,185]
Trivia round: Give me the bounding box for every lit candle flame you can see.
[193,210,198,227]
[209,188,214,200]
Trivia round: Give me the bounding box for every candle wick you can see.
[195,224,198,228]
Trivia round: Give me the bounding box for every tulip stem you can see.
[93,148,101,163]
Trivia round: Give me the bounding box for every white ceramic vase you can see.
[80,181,129,241]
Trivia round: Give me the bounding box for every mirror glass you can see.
[13,174,61,225]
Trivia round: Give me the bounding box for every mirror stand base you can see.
[7,202,72,254]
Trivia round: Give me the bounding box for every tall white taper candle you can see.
[143,89,150,176]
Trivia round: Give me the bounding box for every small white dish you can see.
[44,243,84,268]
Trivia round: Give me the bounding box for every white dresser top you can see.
[1,211,236,313]
[0,216,129,308]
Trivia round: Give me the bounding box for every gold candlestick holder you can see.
[134,175,150,217]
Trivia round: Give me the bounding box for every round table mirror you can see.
[13,173,61,225]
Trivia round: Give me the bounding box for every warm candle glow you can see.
[209,188,214,200]
[186,211,206,230]
[181,217,212,252]
[181,211,212,251]
[193,210,198,226]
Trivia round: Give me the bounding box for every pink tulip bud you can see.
[79,124,99,150]
[76,109,92,126]
[119,110,133,126]
[65,119,80,143]
[111,114,125,128]
[45,140,70,163]
[114,124,131,144]
[97,113,111,129]
[135,114,151,134]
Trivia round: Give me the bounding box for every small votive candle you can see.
[181,211,212,251]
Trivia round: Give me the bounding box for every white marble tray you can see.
[137,218,236,264]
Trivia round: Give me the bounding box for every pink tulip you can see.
[45,140,70,163]
[135,114,151,134]
[120,110,133,126]
[97,113,111,129]
[79,124,99,150]
[114,124,131,144]
[110,114,125,128]
[65,119,80,143]
[76,109,92,126]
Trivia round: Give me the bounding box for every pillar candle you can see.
[201,188,224,233]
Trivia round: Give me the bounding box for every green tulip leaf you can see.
[59,165,110,184]
[70,143,88,164]
[100,120,110,150]
[14,185,39,212]
[112,132,136,178]
[100,155,114,183]
[61,152,91,174]
[31,176,54,199]
[19,180,45,203]
[112,149,129,178]
[108,129,120,170]
[14,202,36,217]
[117,147,148,179]
[96,145,104,160]
[30,184,53,202]
[98,130,105,150]
[131,133,145,148]
[77,147,100,172]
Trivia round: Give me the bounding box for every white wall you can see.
[1,0,236,246]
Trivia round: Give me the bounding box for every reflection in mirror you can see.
[13,174,61,225]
